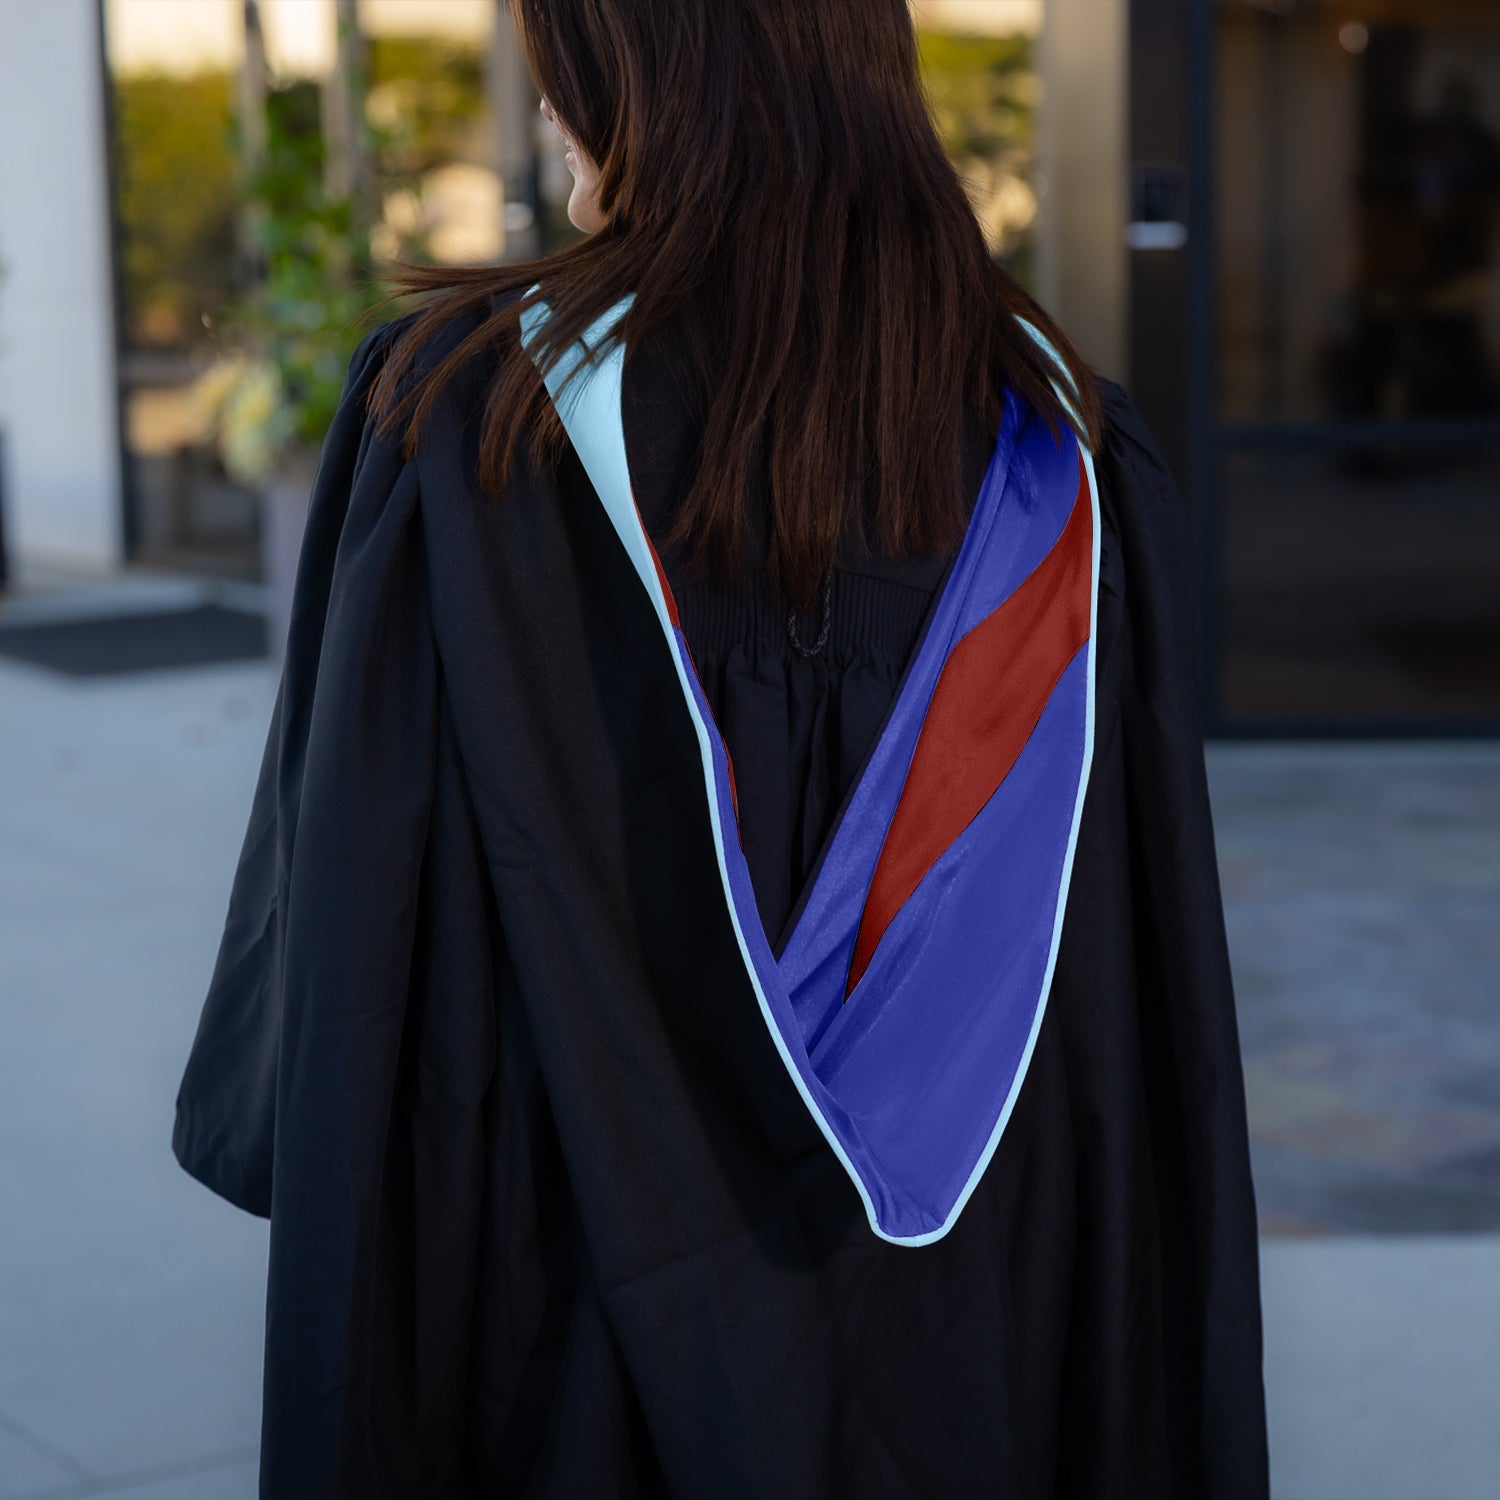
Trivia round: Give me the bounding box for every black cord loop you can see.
[786,566,834,658]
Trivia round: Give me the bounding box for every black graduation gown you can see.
[171,300,1269,1500]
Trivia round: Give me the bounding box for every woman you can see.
[172,1,1269,1495]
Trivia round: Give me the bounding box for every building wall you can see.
[1037,0,1128,384]
[0,0,124,579]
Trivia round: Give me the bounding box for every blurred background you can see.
[0,1,1496,1496]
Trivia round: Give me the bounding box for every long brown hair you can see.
[364,0,1104,611]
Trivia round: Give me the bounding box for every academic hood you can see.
[519,289,1102,1246]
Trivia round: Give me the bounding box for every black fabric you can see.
[171,298,1269,1500]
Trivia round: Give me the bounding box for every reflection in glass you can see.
[1220,444,1500,725]
[911,0,1043,282]
[1217,1,1500,424]
[103,0,500,576]
[1214,1,1500,730]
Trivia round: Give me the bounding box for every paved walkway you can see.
[1,592,1497,1497]
[0,650,271,1498]
[1209,742,1500,1235]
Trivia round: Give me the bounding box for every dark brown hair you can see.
[364,0,1104,611]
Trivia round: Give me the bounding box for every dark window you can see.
[1214,0,1500,731]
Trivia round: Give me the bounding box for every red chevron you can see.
[844,449,1093,999]
[633,485,743,835]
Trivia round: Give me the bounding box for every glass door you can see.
[1213,0,1500,732]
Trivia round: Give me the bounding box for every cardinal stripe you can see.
[629,486,683,630]
[844,448,1094,998]
[639,500,742,834]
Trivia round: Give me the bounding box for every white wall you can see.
[0,0,124,579]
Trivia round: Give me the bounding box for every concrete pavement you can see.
[1,599,1497,1498]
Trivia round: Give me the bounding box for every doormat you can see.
[0,602,268,678]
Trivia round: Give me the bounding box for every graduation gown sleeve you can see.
[1068,378,1266,1500]
[1077,375,1269,1495]
[172,309,513,1492]
[170,316,424,1217]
